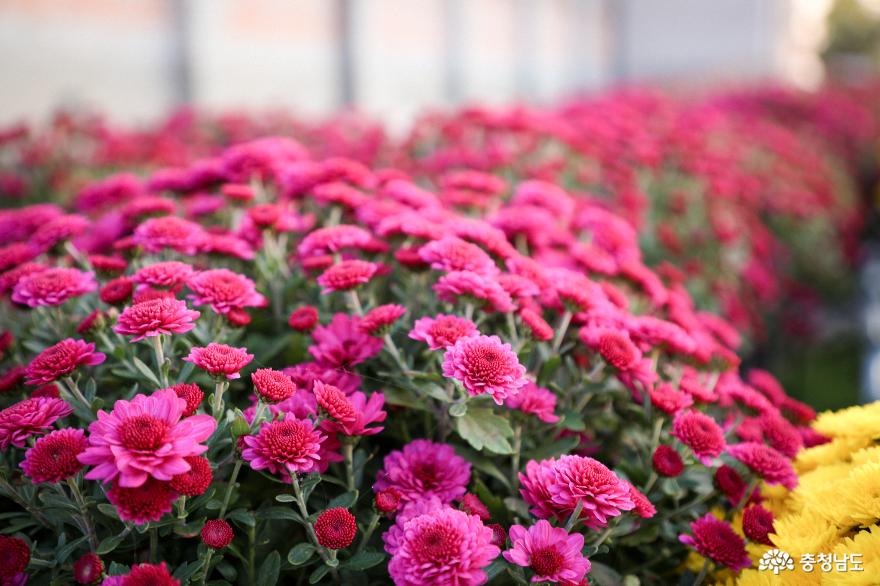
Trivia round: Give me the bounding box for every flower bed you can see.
[0,83,875,585]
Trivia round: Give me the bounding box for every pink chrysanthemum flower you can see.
[505,382,560,424]
[503,520,591,584]
[360,304,406,335]
[649,382,694,416]
[387,506,500,586]
[442,335,527,404]
[547,455,635,529]
[183,343,254,379]
[25,338,106,385]
[309,313,383,368]
[679,514,751,571]
[726,442,797,489]
[320,391,386,437]
[106,478,178,525]
[20,428,87,484]
[419,236,499,276]
[241,417,325,478]
[409,314,478,350]
[374,439,471,505]
[30,214,90,251]
[78,389,216,487]
[297,224,373,257]
[1,262,48,295]
[186,269,266,315]
[132,261,194,290]
[622,481,656,519]
[596,331,641,370]
[518,308,553,341]
[671,410,726,465]
[12,267,97,307]
[0,242,38,273]
[314,381,357,423]
[132,216,206,255]
[0,397,73,449]
[317,260,379,293]
[113,298,200,341]
[251,369,297,403]
[434,270,515,313]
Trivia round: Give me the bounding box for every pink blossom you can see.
[133,216,207,255]
[409,314,478,350]
[434,270,515,313]
[505,382,560,423]
[183,343,254,379]
[297,224,372,258]
[25,338,106,385]
[186,269,266,314]
[241,417,325,478]
[374,439,471,505]
[442,334,527,404]
[308,313,383,368]
[0,397,73,449]
[503,520,590,584]
[317,260,379,293]
[78,389,216,487]
[132,261,194,290]
[320,391,386,436]
[114,298,200,341]
[419,236,499,276]
[12,267,97,307]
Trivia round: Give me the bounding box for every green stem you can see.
[247,525,256,584]
[219,460,243,519]
[591,525,615,549]
[510,423,523,490]
[355,511,380,555]
[346,290,364,316]
[382,333,407,372]
[693,558,711,586]
[0,476,52,528]
[177,495,188,522]
[564,500,584,532]
[212,380,229,420]
[342,442,356,492]
[67,477,98,550]
[61,377,92,415]
[551,310,572,353]
[291,473,333,566]
[200,550,213,586]
[150,335,169,387]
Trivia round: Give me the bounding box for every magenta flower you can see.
[308,313,383,368]
[519,456,635,529]
[409,314,478,350]
[132,216,207,255]
[505,382,560,424]
[183,343,254,379]
[20,428,87,484]
[679,514,751,571]
[726,442,798,489]
[317,260,379,293]
[12,267,97,307]
[320,391,386,436]
[241,417,325,478]
[114,298,200,341]
[419,236,499,276]
[186,268,266,315]
[78,389,216,487]
[442,334,527,404]
[671,410,726,465]
[297,224,372,257]
[434,270,515,313]
[374,439,470,505]
[25,338,106,385]
[387,506,500,586]
[132,261,194,290]
[360,304,406,336]
[0,397,73,449]
[503,520,591,584]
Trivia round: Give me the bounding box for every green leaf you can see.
[588,561,623,586]
[287,543,316,566]
[422,383,452,402]
[484,558,507,580]
[57,536,88,564]
[456,446,512,489]
[343,550,385,570]
[455,408,514,454]
[300,475,322,501]
[309,565,329,584]
[172,559,204,582]
[448,402,467,417]
[537,355,561,385]
[327,490,358,509]
[382,385,423,409]
[256,550,280,586]
[560,410,586,431]
[96,534,126,555]
[226,509,256,528]
[275,494,296,503]
[97,504,120,520]
[131,356,162,388]
[255,507,304,523]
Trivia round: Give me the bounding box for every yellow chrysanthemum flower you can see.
[822,524,880,585]
[813,402,880,442]
[796,438,872,474]
[771,512,841,555]
[826,462,880,527]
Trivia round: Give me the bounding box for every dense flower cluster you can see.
[0,82,875,585]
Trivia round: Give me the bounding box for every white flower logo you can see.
[759,549,795,575]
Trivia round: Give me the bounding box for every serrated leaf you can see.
[97,534,126,555]
[344,550,385,570]
[287,543,316,565]
[455,408,514,454]
[327,490,358,509]
[256,551,280,586]
[131,356,162,388]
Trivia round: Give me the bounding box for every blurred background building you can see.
[0,0,838,129]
